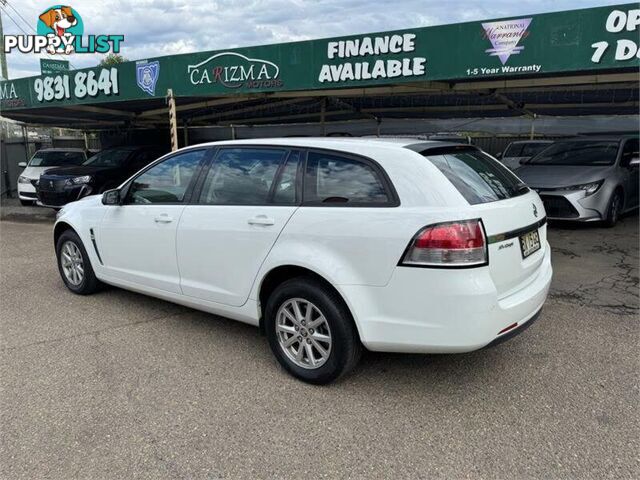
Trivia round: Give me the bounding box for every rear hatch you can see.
[418,145,548,298]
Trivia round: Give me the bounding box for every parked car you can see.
[515,136,639,227]
[17,148,87,206]
[53,138,551,384]
[497,140,553,170]
[37,146,167,209]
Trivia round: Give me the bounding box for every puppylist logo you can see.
[3,5,123,55]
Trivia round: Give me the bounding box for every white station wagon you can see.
[54,138,552,383]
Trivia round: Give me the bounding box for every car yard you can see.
[0,209,637,478]
[0,2,638,478]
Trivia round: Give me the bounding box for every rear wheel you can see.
[603,190,623,228]
[56,230,102,295]
[265,277,362,384]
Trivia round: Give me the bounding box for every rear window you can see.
[421,147,528,205]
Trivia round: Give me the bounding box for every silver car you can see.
[498,140,553,170]
[515,136,639,227]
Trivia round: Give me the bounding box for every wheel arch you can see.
[257,264,360,339]
[53,221,76,247]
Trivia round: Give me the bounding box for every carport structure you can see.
[0,3,638,148]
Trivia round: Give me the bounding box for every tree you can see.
[99,53,127,67]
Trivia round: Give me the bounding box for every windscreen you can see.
[521,143,551,157]
[83,149,132,167]
[504,143,550,158]
[421,147,528,205]
[28,151,85,167]
[527,141,619,166]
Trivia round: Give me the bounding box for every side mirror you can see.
[18,162,27,168]
[102,189,121,205]
[629,156,640,168]
[519,158,529,165]
[495,152,502,159]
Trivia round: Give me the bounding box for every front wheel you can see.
[20,199,35,206]
[265,277,362,384]
[603,190,623,228]
[56,230,102,295]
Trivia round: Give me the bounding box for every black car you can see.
[37,146,167,208]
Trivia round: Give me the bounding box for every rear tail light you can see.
[400,219,488,267]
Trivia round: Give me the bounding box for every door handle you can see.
[248,215,275,226]
[154,214,173,224]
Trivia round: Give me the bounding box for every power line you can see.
[0,4,29,36]
[4,0,32,34]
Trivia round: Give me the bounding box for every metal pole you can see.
[183,121,189,147]
[320,98,326,136]
[83,131,89,151]
[0,1,9,80]
[167,89,178,151]
[230,124,236,140]
[22,125,29,162]
[529,114,536,140]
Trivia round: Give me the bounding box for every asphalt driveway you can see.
[0,213,638,479]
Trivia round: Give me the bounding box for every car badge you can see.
[532,203,538,217]
[49,180,54,188]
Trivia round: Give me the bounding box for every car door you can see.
[619,138,639,208]
[97,148,210,293]
[177,147,301,306]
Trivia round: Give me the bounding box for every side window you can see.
[620,139,639,167]
[200,148,286,205]
[127,149,206,204]
[272,151,301,204]
[303,151,390,205]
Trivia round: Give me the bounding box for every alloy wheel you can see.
[60,240,84,286]
[276,298,332,369]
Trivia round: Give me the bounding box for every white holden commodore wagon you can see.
[54,138,552,384]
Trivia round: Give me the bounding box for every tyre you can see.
[56,229,102,295]
[264,276,362,384]
[603,190,623,228]
[20,199,35,206]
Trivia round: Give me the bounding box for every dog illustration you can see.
[39,6,77,54]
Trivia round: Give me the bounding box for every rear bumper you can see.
[482,307,542,349]
[340,243,552,353]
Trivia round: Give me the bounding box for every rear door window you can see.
[421,147,528,205]
[200,148,287,205]
[303,151,391,205]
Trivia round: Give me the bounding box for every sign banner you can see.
[40,59,70,76]
[1,3,638,111]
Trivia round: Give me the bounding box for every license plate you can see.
[519,229,541,259]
